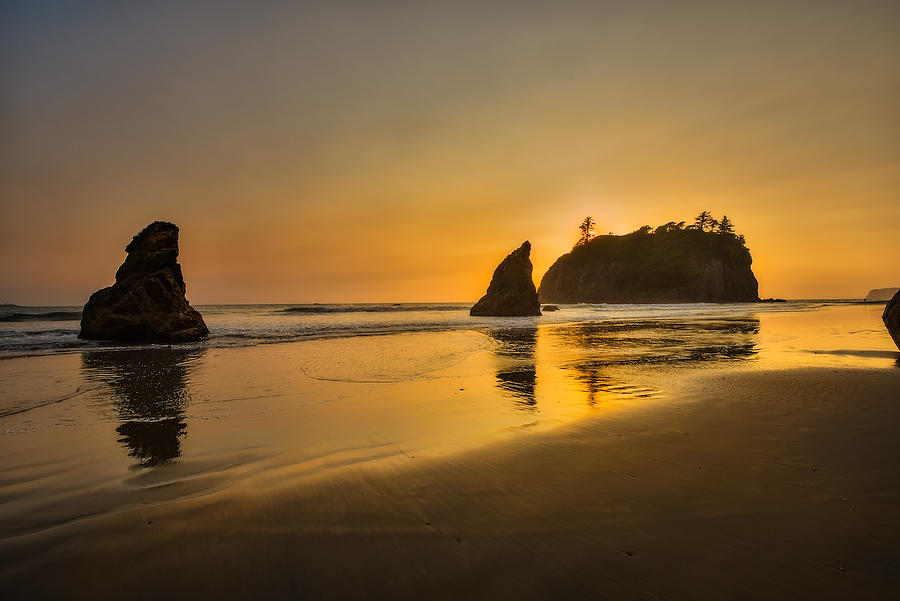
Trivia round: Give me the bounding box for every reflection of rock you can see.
[548,318,759,405]
[471,241,541,316]
[489,327,537,357]
[884,290,900,350]
[82,348,202,467]
[551,319,759,364]
[496,366,536,407]
[488,327,537,407]
[115,420,186,467]
[79,221,208,342]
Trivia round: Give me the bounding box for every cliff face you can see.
[538,228,759,304]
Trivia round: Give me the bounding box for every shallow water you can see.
[0,301,896,539]
[0,299,879,357]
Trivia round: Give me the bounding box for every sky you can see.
[1,0,898,304]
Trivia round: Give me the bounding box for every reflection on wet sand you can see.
[487,319,761,410]
[496,366,537,407]
[550,318,760,365]
[488,327,537,408]
[549,318,761,405]
[81,348,204,468]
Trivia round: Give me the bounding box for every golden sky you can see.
[2,1,898,304]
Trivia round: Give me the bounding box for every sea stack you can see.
[470,241,542,317]
[883,289,900,350]
[79,221,209,343]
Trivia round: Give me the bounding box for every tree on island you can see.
[718,215,735,235]
[693,210,714,232]
[655,221,686,234]
[576,216,596,246]
[570,211,746,248]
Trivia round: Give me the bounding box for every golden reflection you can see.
[753,304,900,369]
[534,318,761,407]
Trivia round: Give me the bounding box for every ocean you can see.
[0,300,881,358]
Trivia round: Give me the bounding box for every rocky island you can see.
[538,216,759,304]
[471,241,542,316]
[79,221,208,342]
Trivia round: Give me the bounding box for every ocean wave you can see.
[0,311,81,322]
[278,304,465,314]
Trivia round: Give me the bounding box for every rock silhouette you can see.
[471,241,542,316]
[539,227,759,303]
[79,221,208,342]
[883,290,900,350]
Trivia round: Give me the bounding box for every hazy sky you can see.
[2,1,898,304]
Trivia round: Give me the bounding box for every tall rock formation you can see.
[471,241,542,316]
[539,228,759,303]
[79,222,209,342]
[883,289,900,351]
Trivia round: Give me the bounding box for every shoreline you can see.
[3,365,899,600]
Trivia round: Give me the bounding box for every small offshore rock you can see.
[79,221,208,343]
[470,241,542,317]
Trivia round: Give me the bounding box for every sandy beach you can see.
[1,303,899,599]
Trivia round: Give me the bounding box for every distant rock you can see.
[79,222,208,342]
[884,290,900,351]
[759,298,787,303]
[542,304,560,312]
[471,241,542,317]
[539,227,759,303]
[866,287,900,302]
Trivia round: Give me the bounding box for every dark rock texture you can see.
[79,222,208,342]
[539,228,759,303]
[883,290,900,350]
[471,242,542,316]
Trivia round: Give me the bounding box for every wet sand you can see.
[3,365,899,600]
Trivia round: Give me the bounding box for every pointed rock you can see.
[884,289,900,351]
[470,241,541,316]
[79,222,209,342]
